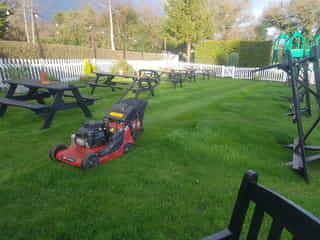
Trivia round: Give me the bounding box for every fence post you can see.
[222,66,225,78]
[232,66,236,79]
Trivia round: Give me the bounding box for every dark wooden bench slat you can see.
[111,86,128,90]
[131,88,150,93]
[247,205,264,239]
[248,184,320,239]
[201,229,232,240]
[113,81,133,85]
[0,97,48,110]
[89,83,130,90]
[62,93,101,101]
[89,83,115,87]
[200,170,320,240]
[267,219,283,240]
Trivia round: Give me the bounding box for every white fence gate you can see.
[0,58,288,89]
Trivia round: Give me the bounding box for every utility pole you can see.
[108,0,115,50]
[23,0,30,42]
[30,0,35,44]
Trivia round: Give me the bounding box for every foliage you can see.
[195,40,240,65]
[83,59,97,76]
[0,41,166,60]
[110,60,135,74]
[195,40,272,67]
[261,0,320,38]
[227,52,239,66]
[164,0,213,61]
[0,1,10,39]
[238,41,273,67]
[206,0,251,40]
[49,4,164,53]
[254,23,268,41]
[113,4,139,48]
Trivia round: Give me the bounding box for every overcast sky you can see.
[40,0,280,19]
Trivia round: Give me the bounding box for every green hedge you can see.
[0,41,164,60]
[195,40,273,67]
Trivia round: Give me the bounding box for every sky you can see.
[250,0,279,18]
[39,0,279,19]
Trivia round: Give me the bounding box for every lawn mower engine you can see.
[50,98,148,169]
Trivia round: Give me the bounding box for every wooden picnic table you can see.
[158,68,196,88]
[89,72,159,99]
[89,72,138,95]
[0,79,99,129]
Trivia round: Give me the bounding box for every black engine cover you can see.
[75,121,107,148]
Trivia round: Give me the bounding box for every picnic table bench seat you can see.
[88,83,115,88]
[0,97,49,111]
[89,81,131,86]
[62,93,101,102]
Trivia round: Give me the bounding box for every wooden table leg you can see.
[0,84,17,117]
[71,88,92,118]
[42,91,63,129]
[28,87,47,104]
[90,75,100,95]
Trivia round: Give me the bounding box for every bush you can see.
[83,59,98,76]
[111,60,135,75]
[238,41,273,67]
[195,40,272,67]
[227,52,239,66]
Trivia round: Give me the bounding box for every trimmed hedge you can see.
[195,40,273,67]
[0,41,165,60]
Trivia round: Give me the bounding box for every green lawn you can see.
[1,78,320,240]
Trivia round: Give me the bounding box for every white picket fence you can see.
[0,58,288,88]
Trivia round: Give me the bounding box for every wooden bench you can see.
[89,83,115,88]
[201,170,320,240]
[62,93,101,102]
[89,82,132,92]
[160,71,183,89]
[0,97,49,111]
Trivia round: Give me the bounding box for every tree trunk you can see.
[187,41,191,62]
[34,17,44,59]
[123,36,127,60]
[23,0,30,43]
[30,0,35,44]
[108,0,115,50]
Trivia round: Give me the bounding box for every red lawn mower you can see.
[50,98,148,169]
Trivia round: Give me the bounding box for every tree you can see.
[135,4,164,53]
[254,22,268,40]
[113,3,139,59]
[164,0,213,62]
[207,0,250,40]
[261,2,294,34]
[261,0,320,37]
[0,1,10,39]
[108,0,115,50]
[52,5,98,47]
